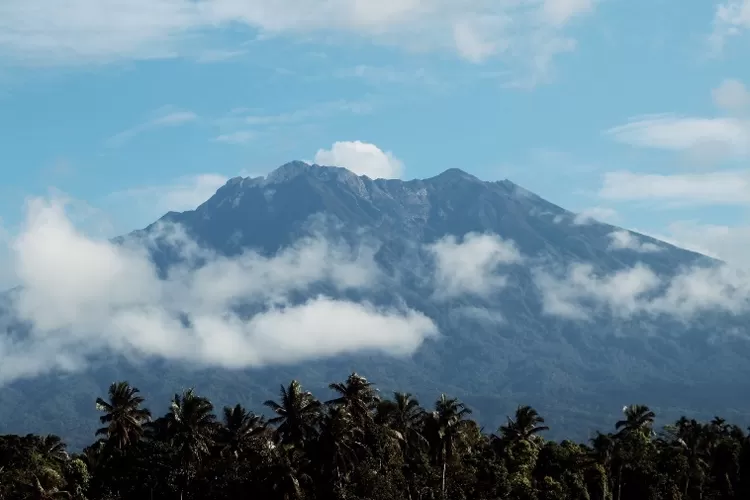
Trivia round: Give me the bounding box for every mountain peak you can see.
[426,168,480,183]
[265,160,314,183]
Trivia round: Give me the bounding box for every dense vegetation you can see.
[1,373,749,500]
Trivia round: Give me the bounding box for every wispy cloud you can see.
[0,0,598,82]
[214,131,256,145]
[106,107,198,147]
[607,230,663,253]
[654,221,750,269]
[605,114,750,158]
[333,65,439,87]
[606,79,750,169]
[709,0,750,53]
[214,99,375,144]
[601,80,750,208]
[108,174,229,217]
[571,206,619,225]
[598,171,750,207]
[194,49,247,63]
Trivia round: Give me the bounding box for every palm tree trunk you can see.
[616,464,622,500]
[441,461,446,497]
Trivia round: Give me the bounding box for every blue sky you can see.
[2,0,750,265]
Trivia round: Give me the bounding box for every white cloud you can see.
[427,232,522,300]
[314,141,404,179]
[0,196,438,384]
[657,221,750,268]
[605,113,750,158]
[0,0,597,80]
[710,0,750,53]
[533,261,750,321]
[607,81,750,167]
[214,130,256,144]
[106,107,198,147]
[541,0,595,26]
[215,99,375,143]
[533,263,660,320]
[453,16,507,63]
[334,65,437,86]
[607,230,662,253]
[713,79,750,113]
[571,206,619,225]
[109,174,229,216]
[599,170,750,206]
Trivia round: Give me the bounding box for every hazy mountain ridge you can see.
[0,162,747,449]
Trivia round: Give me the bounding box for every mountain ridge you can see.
[0,161,744,450]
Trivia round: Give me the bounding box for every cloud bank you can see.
[0,0,597,80]
[0,197,438,384]
[4,191,750,385]
[533,262,750,322]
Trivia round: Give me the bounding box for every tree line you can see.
[0,373,748,499]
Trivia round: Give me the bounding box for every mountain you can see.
[2,161,749,449]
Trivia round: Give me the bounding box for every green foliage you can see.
[1,374,750,499]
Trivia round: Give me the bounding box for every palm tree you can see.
[33,435,69,465]
[327,373,380,425]
[266,443,310,500]
[615,404,656,439]
[28,474,71,500]
[423,394,472,496]
[499,405,549,445]
[95,381,152,450]
[376,392,427,456]
[218,404,268,460]
[264,380,322,448]
[163,389,217,500]
[665,417,709,499]
[316,406,367,492]
[165,388,218,469]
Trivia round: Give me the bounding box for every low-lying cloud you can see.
[428,232,522,300]
[4,194,750,384]
[607,230,663,253]
[0,197,438,384]
[533,262,750,321]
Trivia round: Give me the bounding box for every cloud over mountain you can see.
[314,141,404,179]
[0,196,438,384]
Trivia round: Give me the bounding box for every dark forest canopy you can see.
[1,373,748,500]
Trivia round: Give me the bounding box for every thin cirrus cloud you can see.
[605,80,750,163]
[214,99,376,145]
[105,108,198,147]
[598,170,750,206]
[605,114,750,158]
[600,80,750,206]
[0,0,597,80]
[107,173,230,218]
[0,196,438,384]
